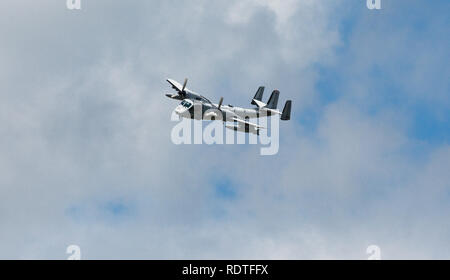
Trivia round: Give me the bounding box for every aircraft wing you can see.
[226,117,264,135]
[166,78,186,92]
[232,117,265,129]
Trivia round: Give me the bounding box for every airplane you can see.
[165,78,291,135]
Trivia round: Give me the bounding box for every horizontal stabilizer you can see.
[253,99,266,109]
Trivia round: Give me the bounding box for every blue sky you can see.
[314,1,449,143]
[0,0,449,259]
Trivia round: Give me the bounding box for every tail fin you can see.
[251,86,265,105]
[281,100,291,121]
[266,90,280,109]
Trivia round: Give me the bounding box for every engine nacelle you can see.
[165,93,183,100]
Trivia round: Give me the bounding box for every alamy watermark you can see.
[170,105,280,156]
[66,244,81,260]
[66,0,81,10]
[63,244,381,259]
[367,0,381,10]
[366,245,382,260]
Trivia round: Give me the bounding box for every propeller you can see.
[217,97,223,110]
[209,97,224,120]
[181,78,188,94]
[204,97,225,120]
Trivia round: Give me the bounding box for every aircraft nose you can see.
[174,105,185,115]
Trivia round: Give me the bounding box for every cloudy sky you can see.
[0,0,449,259]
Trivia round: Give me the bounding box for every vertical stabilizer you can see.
[281,100,291,121]
[266,90,280,109]
[251,86,265,105]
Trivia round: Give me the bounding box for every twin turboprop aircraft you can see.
[165,78,291,135]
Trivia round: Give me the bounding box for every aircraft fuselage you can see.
[174,100,275,122]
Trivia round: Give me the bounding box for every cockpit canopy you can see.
[180,99,193,109]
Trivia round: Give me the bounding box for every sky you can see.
[0,0,449,259]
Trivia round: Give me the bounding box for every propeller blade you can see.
[181,78,188,92]
[218,97,223,110]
